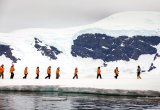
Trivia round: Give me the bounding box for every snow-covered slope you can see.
[93,11,160,30]
[0,11,160,95]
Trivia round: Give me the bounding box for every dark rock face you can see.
[154,53,160,61]
[0,45,20,63]
[148,63,156,72]
[34,38,62,60]
[71,33,160,62]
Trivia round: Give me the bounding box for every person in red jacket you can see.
[73,67,78,79]
[35,67,40,79]
[23,67,28,79]
[10,64,15,79]
[56,67,60,79]
[0,64,4,79]
[97,67,102,79]
[45,66,51,79]
[114,67,119,79]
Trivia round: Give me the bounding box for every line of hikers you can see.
[96,67,119,79]
[0,64,78,79]
[96,66,141,79]
[0,64,142,79]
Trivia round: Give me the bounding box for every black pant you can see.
[56,74,60,79]
[137,72,141,79]
[10,72,14,79]
[97,74,102,79]
[73,74,78,79]
[35,74,39,79]
[0,73,4,79]
[23,74,27,79]
[45,74,51,79]
[115,74,118,79]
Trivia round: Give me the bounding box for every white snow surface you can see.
[0,11,160,95]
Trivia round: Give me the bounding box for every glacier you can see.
[0,79,160,97]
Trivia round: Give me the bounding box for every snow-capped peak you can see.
[91,11,160,30]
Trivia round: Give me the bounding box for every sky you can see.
[0,0,160,32]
